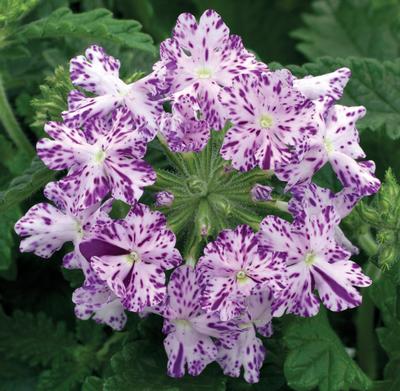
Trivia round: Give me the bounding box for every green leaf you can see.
[0,357,38,391]
[369,276,400,390]
[15,7,155,54]
[0,0,39,25]
[0,207,21,272]
[292,0,400,60]
[82,377,104,391]
[270,57,400,139]
[0,308,76,367]
[0,157,56,213]
[104,340,226,391]
[283,310,371,391]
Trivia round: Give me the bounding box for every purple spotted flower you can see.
[79,203,182,312]
[220,71,315,171]
[63,45,163,140]
[14,181,111,277]
[73,277,126,330]
[289,183,374,254]
[294,67,351,101]
[155,191,175,207]
[37,107,156,210]
[197,225,285,321]
[158,94,210,153]
[251,184,273,202]
[162,265,241,378]
[157,9,267,132]
[276,99,380,195]
[259,207,371,317]
[216,287,274,383]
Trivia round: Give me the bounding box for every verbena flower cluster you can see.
[15,9,380,383]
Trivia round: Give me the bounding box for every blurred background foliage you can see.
[1,0,400,390]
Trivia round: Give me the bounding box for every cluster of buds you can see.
[15,9,380,383]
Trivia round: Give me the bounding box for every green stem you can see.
[357,229,379,257]
[0,76,34,158]
[96,332,127,360]
[355,262,381,380]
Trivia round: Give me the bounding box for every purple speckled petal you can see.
[72,279,127,330]
[294,67,351,101]
[216,325,265,383]
[14,203,77,258]
[251,184,273,202]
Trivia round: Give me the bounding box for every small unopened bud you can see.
[155,191,174,207]
[251,184,273,202]
[357,202,381,225]
[379,245,398,269]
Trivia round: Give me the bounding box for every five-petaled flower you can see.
[197,224,285,321]
[37,107,156,210]
[79,203,182,312]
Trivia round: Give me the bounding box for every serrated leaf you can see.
[0,357,38,391]
[104,340,226,391]
[292,0,400,60]
[0,0,39,25]
[37,354,94,391]
[0,157,56,213]
[270,57,400,139]
[15,7,155,54]
[0,308,76,367]
[283,310,371,391]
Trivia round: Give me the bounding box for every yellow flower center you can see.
[196,67,213,79]
[236,270,249,284]
[324,138,334,154]
[304,252,317,266]
[93,148,106,164]
[259,114,274,129]
[174,319,191,329]
[125,251,141,264]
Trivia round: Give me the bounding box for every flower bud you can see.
[251,184,273,202]
[155,191,174,207]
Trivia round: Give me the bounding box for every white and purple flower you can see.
[162,265,241,377]
[37,107,156,210]
[216,287,274,383]
[197,225,285,321]
[14,181,111,277]
[63,45,163,140]
[220,71,315,171]
[73,277,126,330]
[79,203,182,312]
[258,207,371,317]
[276,99,380,195]
[157,9,267,137]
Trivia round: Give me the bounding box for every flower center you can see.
[75,221,84,239]
[259,114,274,129]
[236,270,249,284]
[174,319,191,329]
[125,251,141,264]
[93,148,106,164]
[324,138,334,154]
[304,252,317,266]
[196,67,213,79]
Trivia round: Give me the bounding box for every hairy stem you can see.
[0,76,34,158]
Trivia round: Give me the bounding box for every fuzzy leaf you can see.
[270,57,400,139]
[0,157,56,213]
[82,377,104,391]
[291,0,400,60]
[283,310,371,391]
[104,340,226,391]
[15,7,155,53]
[0,308,76,367]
